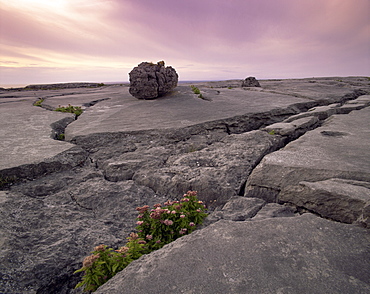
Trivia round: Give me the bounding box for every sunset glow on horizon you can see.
[0,0,369,86]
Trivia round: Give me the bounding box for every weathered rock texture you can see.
[0,77,369,293]
[95,214,370,294]
[242,76,261,87]
[245,105,370,227]
[129,61,178,99]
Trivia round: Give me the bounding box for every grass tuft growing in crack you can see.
[74,191,207,292]
[57,133,65,141]
[55,104,83,117]
[190,85,206,99]
[190,85,201,95]
[0,175,17,188]
[33,98,44,107]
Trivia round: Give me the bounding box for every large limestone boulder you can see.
[129,61,178,99]
[242,76,261,87]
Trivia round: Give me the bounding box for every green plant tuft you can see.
[0,176,17,188]
[74,191,207,292]
[33,98,44,107]
[190,85,201,95]
[57,133,65,140]
[268,130,276,135]
[55,104,83,117]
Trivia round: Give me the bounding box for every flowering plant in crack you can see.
[136,190,208,252]
[74,233,147,292]
[74,191,207,292]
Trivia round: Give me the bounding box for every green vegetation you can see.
[190,85,205,99]
[190,85,201,95]
[75,191,207,292]
[227,86,233,89]
[97,83,105,87]
[268,130,276,135]
[55,104,83,117]
[57,133,65,141]
[0,176,17,188]
[33,98,44,107]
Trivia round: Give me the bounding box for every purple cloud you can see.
[0,0,368,85]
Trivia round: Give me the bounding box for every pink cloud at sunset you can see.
[0,0,369,86]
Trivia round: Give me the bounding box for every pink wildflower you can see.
[164,219,174,226]
[146,235,153,240]
[136,205,149,213]
[189,222,195,227]
[129,232,139,240]
[180,214,185,218]
[94,244,106,252]
[116,246,129,254]
[83,253,100,268]
[179,228,188,235]
[136,221,144,225]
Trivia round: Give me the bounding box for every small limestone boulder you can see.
[129,61,178,99]
[242,76,261,87]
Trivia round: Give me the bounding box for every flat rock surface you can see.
[0,99,75,171]
[64,85,306,139]
[65,77,367,140]
[96,214,370,294]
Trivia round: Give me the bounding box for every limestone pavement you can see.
[0,77,369,293]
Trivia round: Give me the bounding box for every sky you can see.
[0,0,369,86]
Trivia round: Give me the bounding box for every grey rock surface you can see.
[279,178,370,226]
[0,77,369,293]
[129,61,178,99]
[252,203,297,220]
[0,175,168,293]
[263,116,319,137]
[245,106,370,226]
[129,130,284,207]
[204,196,266,225]
[64,77,368,141]
[25,82,105,90]
[95,214,370,294]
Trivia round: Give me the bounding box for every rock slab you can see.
[245,106,370,226]
[96,214,370,294]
